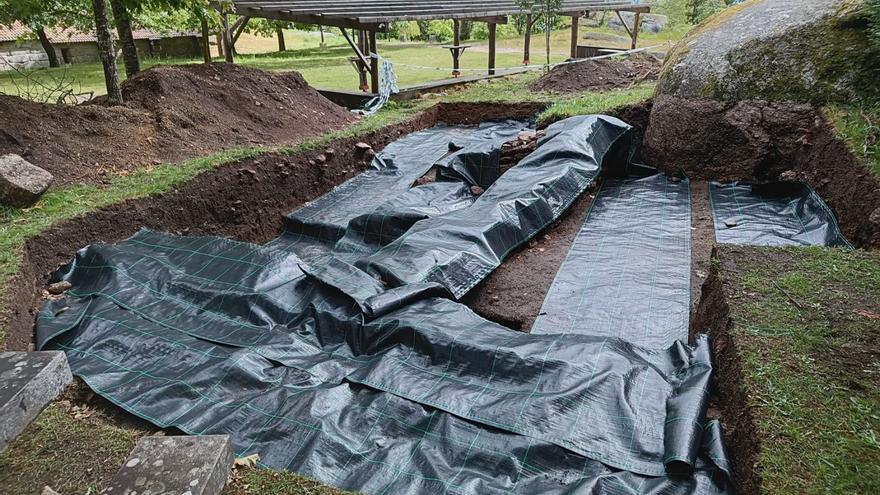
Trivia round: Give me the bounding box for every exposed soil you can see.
[689,181,716,321]
[0,102,546,351]
[644,96,880,248]
[0,63,356,185]
[529,55,662,94]
[692,248,761,495]
[463,188,597,331]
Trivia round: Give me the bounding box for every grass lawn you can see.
[825,104,880,179]
[0,26,682,100]
[717,245,880,494]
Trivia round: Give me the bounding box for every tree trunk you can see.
[92,0,123,104]
[216,32,224,58]
[545,13,551,72]
[34,25,60,68]
[109,0,139,77]
[276,27,286,51]
[200,16,211,63]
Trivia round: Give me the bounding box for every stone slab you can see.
[105,435,234,495]
[0,154,54,207]
[0,351,73,453]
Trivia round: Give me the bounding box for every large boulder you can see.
[608,12,669,34]
[0,154,53,207]
[657,0,880,104]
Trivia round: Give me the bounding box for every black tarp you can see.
[532,173,691,348]
[709,181,851,248]
[37,116,731,494]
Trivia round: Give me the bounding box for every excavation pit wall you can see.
[1,101,547,352]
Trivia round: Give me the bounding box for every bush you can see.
[470,22,520,40]
[426,20,454,41]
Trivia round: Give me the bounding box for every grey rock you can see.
[0,351,73,453]
[608,12,668,34]
[105,435,234,495]
[0,154,53,208]
[657,0,877,103]
[870,207,880,226]
[582,32,631,44]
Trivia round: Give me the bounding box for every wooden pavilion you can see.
[219,1,651,93]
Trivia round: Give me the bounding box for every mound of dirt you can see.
[0,63,356,185]
[529,55,661,93]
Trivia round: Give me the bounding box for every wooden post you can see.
[222,14,234,63]
[357,30,368,91]
[452,19,461,77]
[276,27,286,51]
[631,12,641,49]
[369,30,379,94]
[200,17,211,63]
[488,22,496,76]
[570,14,579,59]
[215,32,224,59]
[523,14,532,65]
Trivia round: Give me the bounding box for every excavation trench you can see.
[3,96,876,495]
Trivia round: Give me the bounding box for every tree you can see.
[91,0,122,103]
[517,0,562,71]
[0,0,89,68]
[109,0,139,76]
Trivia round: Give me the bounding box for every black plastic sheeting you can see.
[532,172,691,348]
[709,181,851,248]
[37,116,731,494]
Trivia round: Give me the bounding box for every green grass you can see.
[825,104,880,179]
[0,402,145,494]
[0,26,681,100]
[723,246,880,494]
[225,468,353,495]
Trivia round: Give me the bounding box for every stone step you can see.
[0,351,73,453]
[105,435,234,495]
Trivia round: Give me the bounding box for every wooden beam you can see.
[358,30,369,91]
[487,22,496,76]
[452,19,461,77]
[368,30,379,94]
[631,11,641,49]
[232,16,251,45]
[570,13,579,59]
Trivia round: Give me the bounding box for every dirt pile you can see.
[529,55,661,93]
[0,63,356,185]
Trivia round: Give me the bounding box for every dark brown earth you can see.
[463,188,597,331]
[692,248,762,495]
[689,181,716,320]
[0,102,546,351]
[530,55,662,94]
[644,95,880,248]
[0,63,356,185]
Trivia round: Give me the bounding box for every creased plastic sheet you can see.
[36,116,731,494]
[531,173,691,348]
[709,181,851,248]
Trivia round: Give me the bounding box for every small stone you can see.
[41,487,60,495]
[47,281,72,295]
[0,154,53,208]
[315,154,327,164]
[778,170,798,182]
[469,185,485,196]
[324,148,335,157]
[354,142,372,152]
[238,168,256,176]
[869,207,880,226]
[724,220,738,228]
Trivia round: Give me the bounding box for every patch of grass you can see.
[0,402,144,494]
[225,468,353,495]
[537,83,655,123]
[824,104,880,179]
[723,246,880,494]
